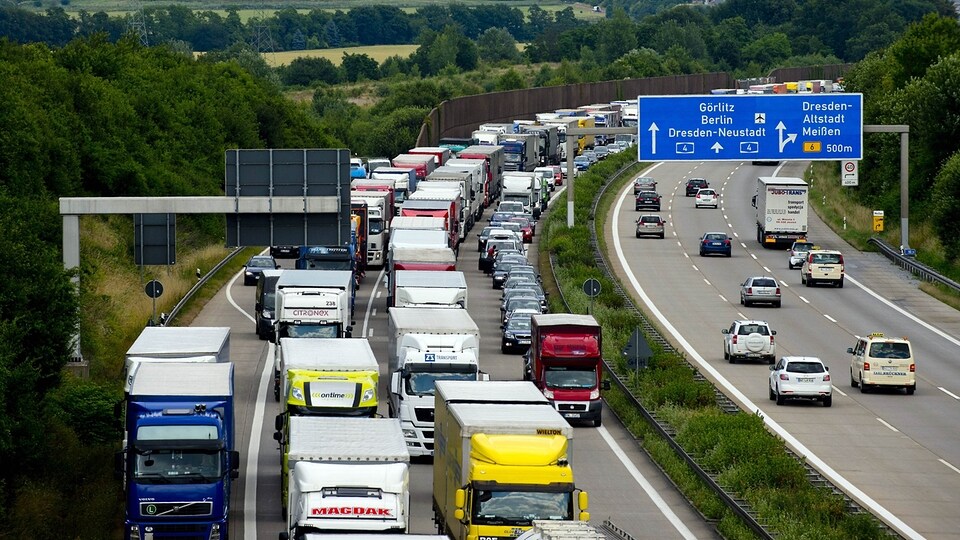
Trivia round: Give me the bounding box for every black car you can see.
[479,239,521,273]
[635,190,661,211]
[477,226,499,252]
[270,245,300,259]
[492,259,531,289]
[243,255,280,285]
[501,315,533,354]
[501,295,545,324]
[501,285,547,312]
[685,178,709,196]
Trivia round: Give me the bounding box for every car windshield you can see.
[280,324,340,339]
[504,278,538,289]
[812,253,842,264]
[506,317,532,331]
[737,324,770,336]
[793,242,814,252]
[501,223,522,232]
[785,361,826,374]
[247,258,274,268]
[544,366,597,389]
[508,298,541,311]
[868,342,911,359]
[134,449,222,484]
[406,371,477,396]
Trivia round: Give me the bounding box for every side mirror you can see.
[721,329,730,334]
[771,330,777,335]
[230,450,240,471]
[846,347,854,354]
[578,491,589,511]
[602,380,611,391]
[255,302,262,312]
[114,452,124,480]
[769,365,776,371]
[825,366,830,371]
[274,414,284,433]
[273,431,283,443]
[390,372,401,396]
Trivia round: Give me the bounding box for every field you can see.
[261,44,420,67]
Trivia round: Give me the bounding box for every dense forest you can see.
[1,0,959,536]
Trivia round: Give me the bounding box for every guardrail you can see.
[868,237,960,293]
[161,247,245,326]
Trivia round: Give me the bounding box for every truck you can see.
[438,137,475,154]
[393,270,467,309]
[502,171,540,218]
[371,167,418,215]
[526,314,609,427]
[499,133,538,172]
[350,200,369,278]
[387,308,483,457]
[392,154,437,184]
[389,227,450,251]
[752,176,809,248]
[119,362,240,540]
[123,326,231,393]
[421,173,475,231]
[390,215,447,234]
[277,416,409,538]
[273,270,354,344]
[387,246,457,307]
[541,117,582,160]
[442,158,486,220]
[432,380,590,540]
[458,145,505,208]
[408,146,453,167]
[273,337,378,413]
[519,124,561,166]
[256,269,284,341]
[402,195,461,248]
[517,520,608,540]
[351,185,394,267]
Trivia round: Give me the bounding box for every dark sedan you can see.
[501,315,533,354]
[269,245,299,259]
[479,239,521,273]
[243,255,280,285]
[685,178,709,196]
[635,191,661,211]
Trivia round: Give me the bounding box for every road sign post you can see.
[583,278,601,315]
[841,160,859,186]
[638,94,863,162]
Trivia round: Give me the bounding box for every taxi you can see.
[848,333,916,394]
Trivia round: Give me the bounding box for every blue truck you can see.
[117,361,239,540]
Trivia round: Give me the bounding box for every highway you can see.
[605,160,960,539]
[185,186,721,539]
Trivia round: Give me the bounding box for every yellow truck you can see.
[432,380,589,540]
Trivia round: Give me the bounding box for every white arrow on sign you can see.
[776,121,797,152]
[711,142,723,154]
[648,122,659,154]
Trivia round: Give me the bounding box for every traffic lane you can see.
[611,163,960,538]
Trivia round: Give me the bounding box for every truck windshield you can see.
[302,259,353,271]
[134,449,221,484]
[473,489,572,525]
[406,371,477,396]
[281,324,340,339]
[369,218,384,235]
[544,367,597,389]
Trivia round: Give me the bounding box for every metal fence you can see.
[869,237,960,293]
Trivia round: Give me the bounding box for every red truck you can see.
[392,154,436,183]
[408,146,452,167]
[386,245,457,307]
[459,145,505,208]
[525,314,609,427]
[400,198,459,250]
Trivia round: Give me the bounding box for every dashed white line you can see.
[691,265,699,272]
[939,387,960,400]
[739,242,747,248]
[824,314,837,323]
[877,418,900,433]
[762,266,771,273]
[781,282,789,288]
[368,328,374,337]
[939,459,960,475]
[703,278,711,286]
[372,308,377,317]
[719,295,727,302]
[750,253,758,260]
[798,295,810,304]
[737,311,747,319]
[376,291,382,298]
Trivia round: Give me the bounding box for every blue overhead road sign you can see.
[638,94,863,162]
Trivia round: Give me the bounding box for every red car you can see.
[508,216,534,243]
[551,165,563,186]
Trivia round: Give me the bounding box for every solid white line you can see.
[834,388,847,397]
[846,274,960,348]
[361,268,386,338]
[610,170,925,540]
[938,387,960,400]
[596,426,697,539]
[799,296,810,304]
[824,314,837,323]
[244,340,274,540]
[939,459,960,475]
[877,418,900,433]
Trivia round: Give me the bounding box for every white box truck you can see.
[502,171,540,218]
[123,326,230,393]
[279,417,410,538]
[387,308,483,457]
[393,270,467,309]
[752,176,809,248]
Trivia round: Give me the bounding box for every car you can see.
[504,304,542,325]
[699,232,731,256]
[740,276,781,307]
[634,191,661,211]
[633,177,657,194]
[501,285,547,312]
[477,226,500,252]
[498,221,524,239]
[694,188,719,209]
[550,165,563,186]
[607,143,623,154]
[506,265,540,284]
[582,150,598,164]
[801,249,844,287]
[243,255,280,285]
[788,240,818,269]
[507,216,535,242]
[502,275,540,295]
[635,215,666,239]
[848,332,915,394]
[492,251,526,275]
[501,314,533,354]
[489,211,517,227]
[479,238,522,273]
[492,259,530,289]
[769,356,833,407]
[534,167,556,191]
[722,320,777,364]
[270,245,300,259]
[502,295,544,324]
[685,178,709,196]
[574,156,590,171]
[594,146,610,160]
[497,201,525,214]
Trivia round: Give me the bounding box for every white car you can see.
[722,320,776,364]
[787,240,817,269]
[694,188,719,208]
[769,356,833,407]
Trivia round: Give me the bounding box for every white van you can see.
[848,332,915,394]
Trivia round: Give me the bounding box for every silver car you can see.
[635,214,666,239]
[787,240,817,269]
[633,176,657,194]
[740,276,782,307]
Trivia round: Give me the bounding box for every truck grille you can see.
[556,403,587,412]
[414,407,434,422]
[423,430,434,440]
[424,442,434,451]
[141,523,209,540]
[140,501,213,517]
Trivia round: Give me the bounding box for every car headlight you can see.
[291,387,303,401]
[503,332,514,339]
[362,388,376,402]
[263,311,274,319]
[245,271,253,276]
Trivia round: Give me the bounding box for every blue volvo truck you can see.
[117,361,239,540]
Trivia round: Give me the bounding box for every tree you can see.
[741,32,792,67]
[595,8,637,64]
[341,52,380,82]
[887,13,960,88]
[477,27,520,63]
[280,56,341,86]
[495,68,526,91]
[931,149,960,260]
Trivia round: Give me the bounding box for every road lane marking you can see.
[719,295,727,302]
[597,426,698,540]
[372,308,377,317]
[834,388,847,397]
[798,295,810,303]
[762,266,771,273]
[824,314,837,323]
[691,265,699,272]
[750,253,757,260]
[939,387,960,400]
[939,459,960,475]
[846,275,960,348]
[703,278,711,286]
[877,418,900,433]
[368,329,374,337]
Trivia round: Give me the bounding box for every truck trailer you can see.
[119,362,239,540]
[273,337,379,413]
[387,246,457,308]
[278,417,410,538]
[432,380,589,540]
[752,176,809,248]
[459,145,505,207]
[387,308,483,457]
[393,270,468,309]
[123,326,231,393]
[371,167,418,215]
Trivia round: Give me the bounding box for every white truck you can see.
[387,308,483,457]
[123,326,230,393]
[274,270,354,342]
[351,189,392,267]
[390,216,447,234]
[279,417,410,539]
[408,188,466,245]
[502,171,540,218]
[371,167,418,215]
[441,159,486,221]
[387,246,457,308]
[752,176,809,248]
[421,173,475,231]
[393,270,467,309]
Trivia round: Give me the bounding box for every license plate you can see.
[518,340,530,345]
[797,377,814,382]
[565,413,581,418]
[746,353,761,357]
[882,366,897,371]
